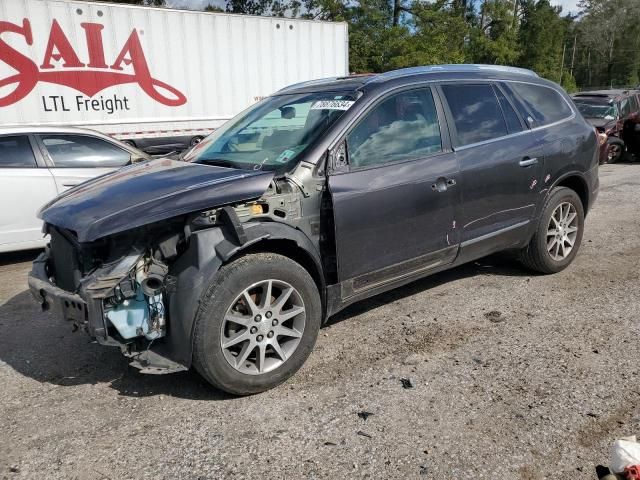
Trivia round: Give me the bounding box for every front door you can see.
[328,87,460,298]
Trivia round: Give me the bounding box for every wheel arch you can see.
[556,173,590,214]
[163,221,327,370]
[224,237,325,296]
[214,222,328,331]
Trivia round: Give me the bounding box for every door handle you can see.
[431,177,455,193]
[519,157,538,167]
[62,182,80,187]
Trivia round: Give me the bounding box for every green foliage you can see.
[468,0,519,65]
[574,0,640,88]
[518,0,567,82]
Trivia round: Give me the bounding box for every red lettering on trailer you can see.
[0,18,187,107]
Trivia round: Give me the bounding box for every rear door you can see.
[35,134,132,191]
[439,82,544,257]
[0,135,58,251]
[328,86,460,298]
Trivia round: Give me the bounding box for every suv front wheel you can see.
[520,186,585,274]
[193,253,321,395]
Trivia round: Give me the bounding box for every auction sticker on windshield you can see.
[310,100,355,110]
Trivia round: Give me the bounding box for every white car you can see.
[0,126,149,253]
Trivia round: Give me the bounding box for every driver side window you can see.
[346,88,442,168]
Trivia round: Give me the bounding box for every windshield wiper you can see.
[197,158,239,169]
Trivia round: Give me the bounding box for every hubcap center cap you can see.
[256,319,271,336]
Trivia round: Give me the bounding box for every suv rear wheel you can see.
[193,253,321,395]
[519,186,585,274]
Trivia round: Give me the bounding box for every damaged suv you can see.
[29,65,599,395]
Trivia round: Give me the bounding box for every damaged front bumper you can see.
[28,250,188,374]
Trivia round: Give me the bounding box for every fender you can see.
[527,167,592,244]
[159,220,325,368]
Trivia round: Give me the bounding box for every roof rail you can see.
[277,77,340,93]
[366,64,539,83]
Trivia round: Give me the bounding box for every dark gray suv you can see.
[29,65,599,395]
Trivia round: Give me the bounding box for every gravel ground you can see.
[1,163,639,479]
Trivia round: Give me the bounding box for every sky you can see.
[167,0,582,16]
[552,0,580,14]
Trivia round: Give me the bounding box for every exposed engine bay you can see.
[103,255,168,342]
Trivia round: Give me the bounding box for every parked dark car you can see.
[572,89,640,163]
[29,65,599,395]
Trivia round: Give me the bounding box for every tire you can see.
[193,253,321,395]
[519,186,585,274]
[606,137,625,163]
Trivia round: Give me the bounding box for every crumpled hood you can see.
[39,159,274,242]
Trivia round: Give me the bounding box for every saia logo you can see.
[0,19,187,107]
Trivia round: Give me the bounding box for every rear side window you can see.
[0,136,37,168]
[40,135,130,168]
[441,84,508,146]
[509,83,573,125]
[494,86,524,134]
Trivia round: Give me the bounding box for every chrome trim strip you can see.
[454,112,576,151]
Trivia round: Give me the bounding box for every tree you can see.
[576,0,640,87]
[468,0,520,65]
[517,0,571,86]
[225,0,303,16]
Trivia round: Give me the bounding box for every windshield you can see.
[184,92,357,173]
[575,102,618,120]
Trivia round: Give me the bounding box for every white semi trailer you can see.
[0,0,349,152]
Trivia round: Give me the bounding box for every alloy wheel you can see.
[220,279,306,375]
[546,202,579,261]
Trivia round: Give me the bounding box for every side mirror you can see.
[328,141,348,173]
[280,106,296,119]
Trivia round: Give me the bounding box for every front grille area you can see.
[49,228,82,292]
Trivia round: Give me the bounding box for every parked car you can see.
[572,89,640,163]
[29,65,599,395]
[0,126,149,253]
